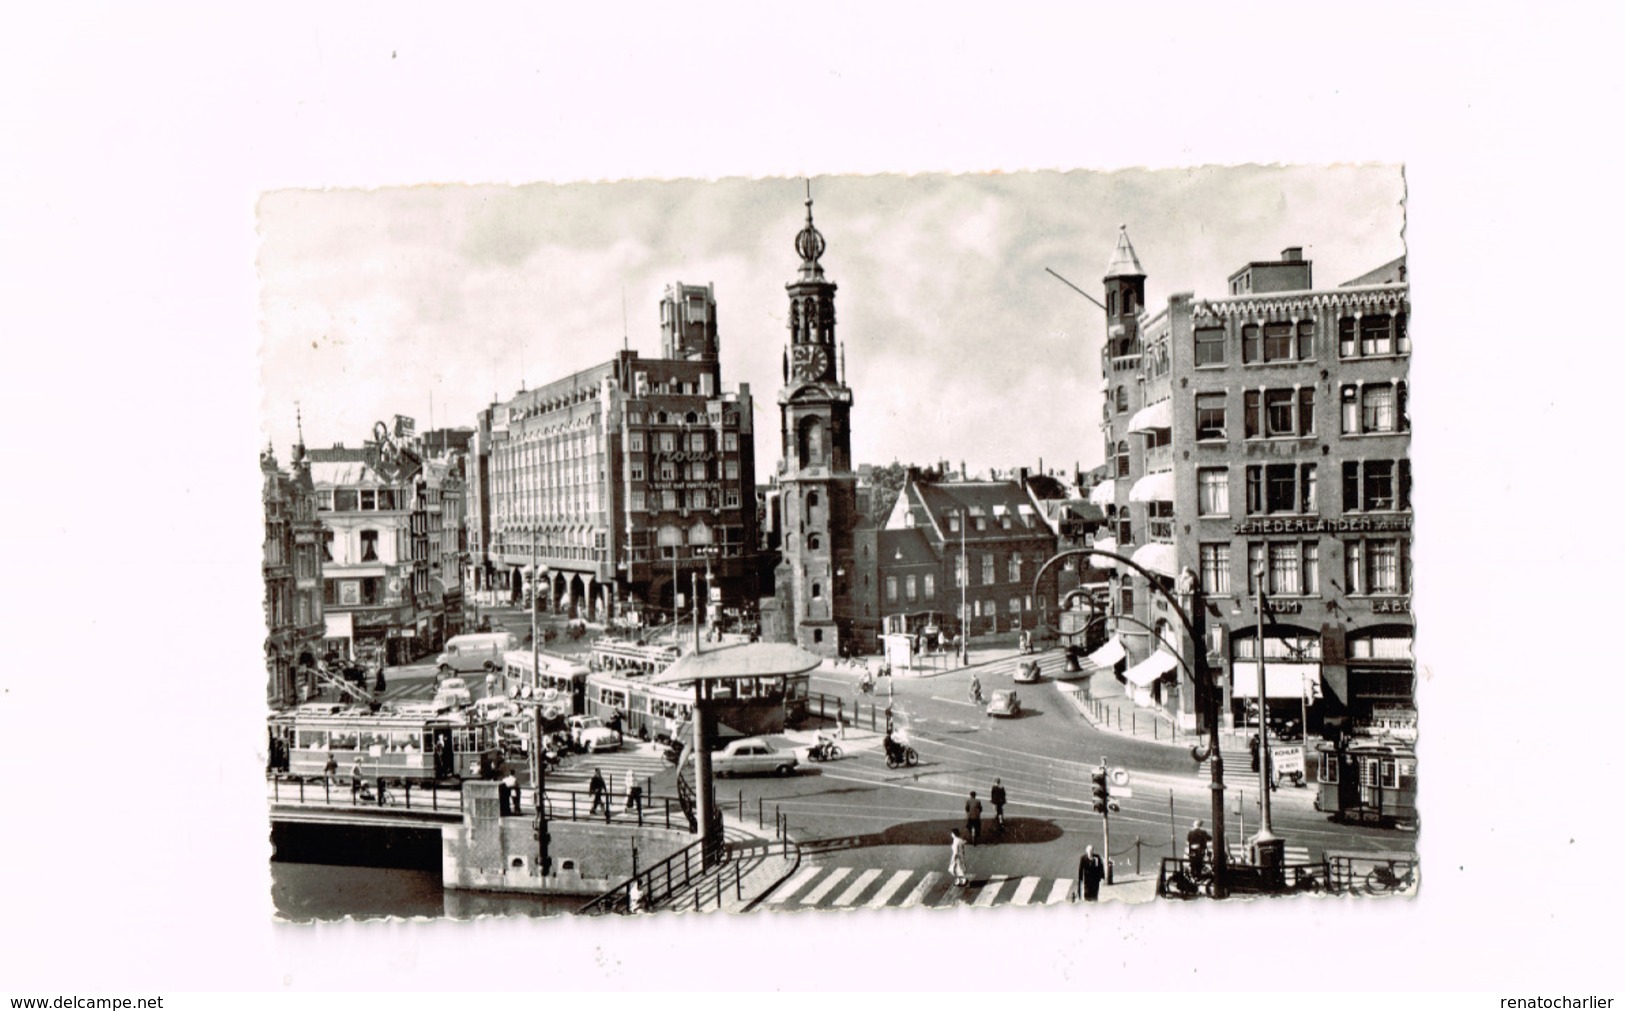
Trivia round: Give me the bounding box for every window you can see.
[1341,386,1359,434]
[1241,324,1260,364]
[954,554,965,589]
[659,462,675,481]
[808,534,822,550]
[1195,393,1226,441]
[1115,387,1128,413]
[811,582,822,599]
[905,575,918,603]
[1148,500,1174,541]
[1339,317,1356,357]
[360,530,378,562]
[630,491,646,512]
[1200,543,1231,595]
[1244,387,1313,438]
[1197,468,1229,516]
[334,489,358,511]
[1008,554,1022,583]
[1117,514,1132,544]
[320,530,333,562]
[924,574,936,600]
[1009,597,1022,618]
[1364,384,1396,433]
[974,516,987,532]
[1267,542,1301,595]
[1303,542,1320,595]
[1395,311,1409,353]
[981,554,995,585]
[1264,322,1294,361]
[690,433,706,452]
[1344,460,1407,511]
[1246,464,1316,515]
[1116,441,1130,478]
[661,490,678,511]
[885,576,898,605]
[724,460,739,480]
[1247,544,1264,595]
[1296,320,1315,358]
[723,432,738,451]
[1119,582,1134,615]
[629,433,644,452]
[724,490,741,508]
[1345,538,1410,595]
[1361,315,1393,356]
[1195,326,1225,366]
[659,433,675,452]
[630,461,645,481]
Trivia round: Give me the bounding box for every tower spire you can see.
[795,178,826,280]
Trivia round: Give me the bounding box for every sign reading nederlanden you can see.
[1232,515,1413,535]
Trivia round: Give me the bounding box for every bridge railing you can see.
[577,835,725,916]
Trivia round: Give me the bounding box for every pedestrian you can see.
[1187,819,1213,876]
[323,753,338,790]
[990,778,1007,832]
[498,770,512,816]
[589,768,608,815]
[628,878,644,914]
[624,778,643,817]
[965,790,983,845]
[1077,845,1106,902]
[1266,749,1279,791]
[485,671,496,697]
[350,758,364,802]
[504,769,520,816]
[948,828,969,887]
[1249,733,1261,773]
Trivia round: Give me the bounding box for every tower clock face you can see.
[792,344,831,381]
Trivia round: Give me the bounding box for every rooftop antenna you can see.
[520,345,527,393]
[622,284,629,352]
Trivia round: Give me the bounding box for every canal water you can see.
[271,862,586,921]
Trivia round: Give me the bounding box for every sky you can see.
[258,166,1405,481]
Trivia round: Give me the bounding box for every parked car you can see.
[711,737,798,777]
[986,689,1022,718]
[432,677,473,710]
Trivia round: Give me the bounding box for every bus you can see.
[267,705,501,783]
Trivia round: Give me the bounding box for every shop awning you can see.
[1129,471,1175,503]
[1128,398,1172,433]
[1131,542,1179,579]
[1123,649,1180,687]
[1084,636,1125,669]
[1231,662,1321,699]
[651,642,825,685]
[1089,481,1116,508]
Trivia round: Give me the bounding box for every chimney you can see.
[1281,247,1303,262]
[1017,467,1030,485]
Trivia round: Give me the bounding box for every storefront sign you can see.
[1266,600,1303,614]
[657,450,715,464]
[1371,598,1410,613]
[1232,515,1412,535]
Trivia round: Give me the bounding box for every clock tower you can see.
[774,192,859,657]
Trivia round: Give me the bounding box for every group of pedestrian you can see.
[944,778,1107,902]
[587,768,644,822]
[498,768,521,816]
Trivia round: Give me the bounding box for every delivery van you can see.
[435,632,519,676]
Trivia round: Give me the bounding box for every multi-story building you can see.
[1092,229,1411,741]
[423,452,467,642]
[772,197,866,657]
[477,282,760,626]
[262,435,325,707]
[307,423,434,665]
[865,469,1060,645]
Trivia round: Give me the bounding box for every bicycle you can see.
[1364,859,1416,895]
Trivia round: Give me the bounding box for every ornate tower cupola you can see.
[1103,224,1147,357]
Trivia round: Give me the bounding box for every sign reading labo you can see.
[1232,514,1412,535]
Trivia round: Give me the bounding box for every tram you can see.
[267,704,501,783]
[584,637,811,740]
[1314,737,1418,827]
[499,650,591,717]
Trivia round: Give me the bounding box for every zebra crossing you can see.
[760,864,1076,911]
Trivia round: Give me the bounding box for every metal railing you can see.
[267,773,685,829]
[577,835,726,916]
[1156,855,1329,899]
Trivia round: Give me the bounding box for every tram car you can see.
[585,638,811,740]
[1314,737,1418,828]
[267,705,502,783]
[500,650,590,720]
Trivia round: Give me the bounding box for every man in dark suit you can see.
[1078,846,1106,902]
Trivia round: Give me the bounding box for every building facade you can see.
[873,470,1061,643]
[262,438,325,707]
[307,423,435,666]
[772,198,865,657]
[1093,229,1412,741]
[478,283,760,627]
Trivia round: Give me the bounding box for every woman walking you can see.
[948,828,969,887]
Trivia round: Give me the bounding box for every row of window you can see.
[1190,459,1409,516]
[1186,311,1408,369]
[939,511,1038,533]
[629,489,744,512]
[320,488,407,512]
[627,431,741,453]
[1195,538,1411,597]
[629,459,742,482]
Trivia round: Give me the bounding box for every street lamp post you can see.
[957,510,969,666]
[1251,567,1282,877]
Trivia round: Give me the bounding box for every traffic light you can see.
[1091,765,1111,815]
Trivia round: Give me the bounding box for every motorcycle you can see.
[883,735,919,769]
[807,738,842,762]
